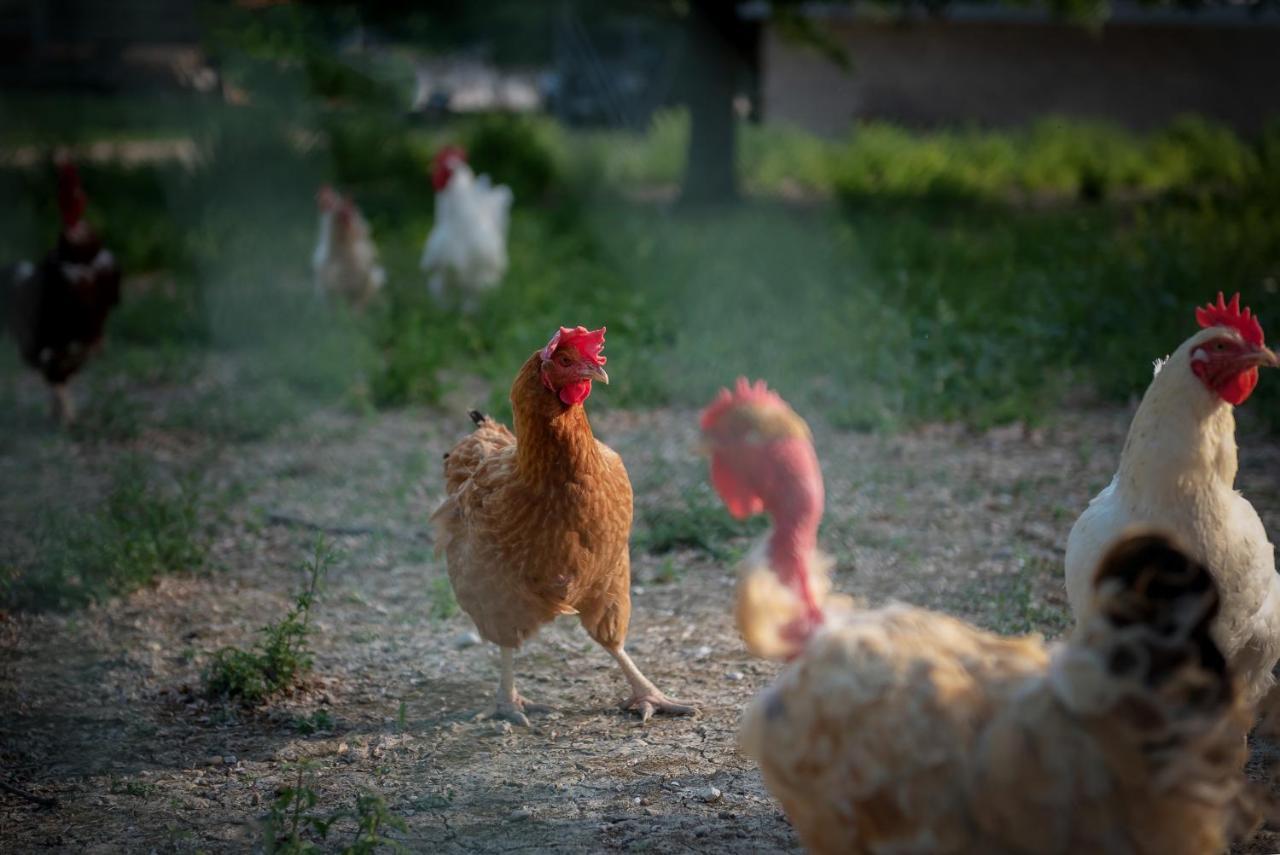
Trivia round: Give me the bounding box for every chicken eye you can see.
[558,355,572,367]
[1213,342,1225,351]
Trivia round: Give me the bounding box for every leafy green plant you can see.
[293,709,336,735]
[265,763,332,855]
[206,539,335,704]
[264,764,406,855]
[343,792,408,854]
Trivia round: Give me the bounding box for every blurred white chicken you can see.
[312,185,384,311]
[420,146,512,309]
[1065,292,1280,705]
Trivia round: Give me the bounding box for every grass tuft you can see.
[635,482,768,560]
[205,539,334,704]
[1,458,209,611]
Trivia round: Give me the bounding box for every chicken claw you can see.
[486,693,555,728]
[622,691,697,723]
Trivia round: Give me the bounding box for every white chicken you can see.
[311,185,385,311]
[1065,292,1280,704]
[419,146,512,309]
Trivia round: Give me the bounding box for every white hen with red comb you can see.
[420,148,512,309]
[1065,293,1280,704]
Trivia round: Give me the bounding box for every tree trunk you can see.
[679,0,757,207]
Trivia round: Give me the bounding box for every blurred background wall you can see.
[764,5,1280,135]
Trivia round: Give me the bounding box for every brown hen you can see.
[432,326,694,724]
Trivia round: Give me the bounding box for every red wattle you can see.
[710,455,765,519]
[1219,367,1259,406]
[559,379,592,406]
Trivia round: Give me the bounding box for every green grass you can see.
[205,540,334,704]
[425,576,458,621]
[1,458,210,611]
[293,709,336,735]
[635,482,768,560]
[965,555,1072,637]
[2,91,1278,446]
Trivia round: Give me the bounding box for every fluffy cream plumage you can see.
[739,533,1251,854]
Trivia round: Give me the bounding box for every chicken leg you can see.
[50,383,74,427]
[607,645,696,723]
[484,646,554,727]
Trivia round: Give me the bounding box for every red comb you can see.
[1196,292,1264,346]
[432,145,467,191]
[541,326,606,365]
[700,378,788,430]
[56,159,86,227]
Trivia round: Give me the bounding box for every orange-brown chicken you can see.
[702,380,1252,855]
[432,326,694,724]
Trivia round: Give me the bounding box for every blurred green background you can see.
[2,0,1279,608]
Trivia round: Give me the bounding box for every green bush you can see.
[325,110,425,188]
[464,113,560,201]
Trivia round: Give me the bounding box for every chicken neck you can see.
[1116,352,1239,501]
[766,501,825,627]
[511,354,603,482]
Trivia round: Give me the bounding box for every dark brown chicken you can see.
[6,157,121,425]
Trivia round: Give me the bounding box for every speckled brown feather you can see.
[432,352,634,650]
[740,532,1250,854]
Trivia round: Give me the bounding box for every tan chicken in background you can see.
[1065,292,1280,705]
[311,184,385,311]
[432,326,695,724]
[702,379,1254,855]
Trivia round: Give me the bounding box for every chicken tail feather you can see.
[1051,527,1246,808]
[1089,529,1228,707]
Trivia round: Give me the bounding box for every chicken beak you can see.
[583,364,609,385]
[1248,345,1280,369]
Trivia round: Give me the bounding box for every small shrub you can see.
[205,539,334,704]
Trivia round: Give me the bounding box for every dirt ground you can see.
[5,392,1280,853]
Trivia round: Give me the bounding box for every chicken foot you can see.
[483,646,554,727]
[607,645,696,723]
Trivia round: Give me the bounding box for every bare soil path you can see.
[4,397,1280,852]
